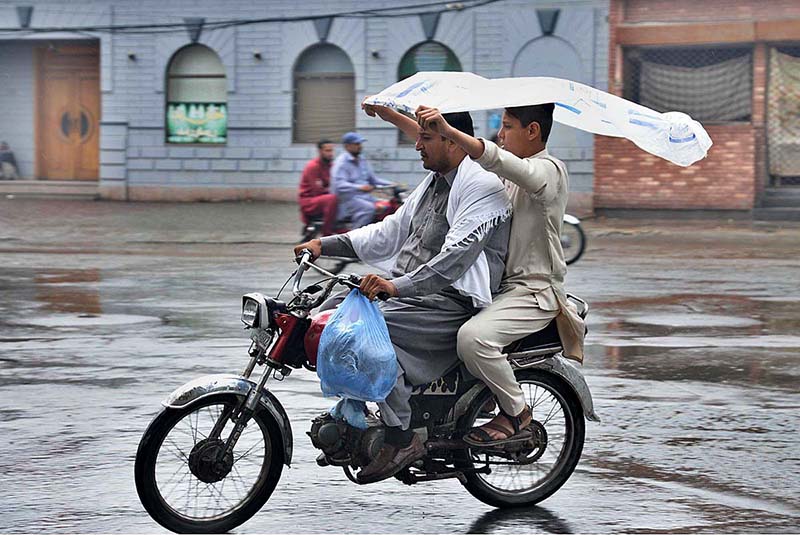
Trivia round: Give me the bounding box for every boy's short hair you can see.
[317,139,333,148]
[443,112,474,138]
[505,104,555,143]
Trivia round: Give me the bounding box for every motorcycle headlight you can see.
[241,298,260,328]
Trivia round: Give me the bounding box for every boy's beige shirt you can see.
[475,140,585,361]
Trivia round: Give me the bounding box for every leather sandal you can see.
[463,404,533,447]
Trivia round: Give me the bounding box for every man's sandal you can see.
[463,405,533,447]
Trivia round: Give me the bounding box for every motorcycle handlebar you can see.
[292,253,389,301]
[295,249,313,265]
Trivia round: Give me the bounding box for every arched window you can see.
[398,41,462,80]
[166,44,227,144]
[293,44,355,143]
[397,41,462,143]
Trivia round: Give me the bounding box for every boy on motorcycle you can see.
[295,112,511,484]
[415,104,585,446]
[331,132,393,230]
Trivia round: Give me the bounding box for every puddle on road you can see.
[625,313,762,328]
[11,313,161,328]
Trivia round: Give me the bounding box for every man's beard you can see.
[421,154,444,172]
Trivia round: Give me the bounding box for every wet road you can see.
[1,198,798,533]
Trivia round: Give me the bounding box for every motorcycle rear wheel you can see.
[561,221,586,265]
[456,370,585,508]
[134,394,284,533]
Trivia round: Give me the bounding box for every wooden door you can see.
[36,44,100,180]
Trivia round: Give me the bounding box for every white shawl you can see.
[348,156,512,308]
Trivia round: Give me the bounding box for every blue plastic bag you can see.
[330,398,368,429]
[317,289,398,402]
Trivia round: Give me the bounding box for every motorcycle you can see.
[561,214,586,265]
[300,184,407,274]
[134,251,599,534]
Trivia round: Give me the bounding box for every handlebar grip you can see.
[345,275,390,301]
[295,249,312,265]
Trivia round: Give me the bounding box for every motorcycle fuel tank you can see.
[303,309,334,367]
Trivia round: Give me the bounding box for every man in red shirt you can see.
[298,140,338,236]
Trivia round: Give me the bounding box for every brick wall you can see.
[622,0,800,23]
[595,125,755,209]
[595,0,790,212]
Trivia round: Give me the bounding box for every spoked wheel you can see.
[456,370,585,508]
[134,394,284,533]
[560,222,586,265]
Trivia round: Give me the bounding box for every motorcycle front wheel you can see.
[134,394,284,533]
[456,369,585,508]
[560,221,586,265]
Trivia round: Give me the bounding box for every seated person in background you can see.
[298,140,338,236]
[0,142,19,180]
[331,131,392,229]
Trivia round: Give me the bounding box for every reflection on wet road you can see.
[0,199,798,533]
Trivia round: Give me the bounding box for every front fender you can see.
[163,374,293,466]
[563,214,581,225]
[528,355,600,422]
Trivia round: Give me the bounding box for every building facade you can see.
[0,0,609,212]
[596,0,800,215]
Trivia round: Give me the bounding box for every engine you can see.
[308,412,385,468]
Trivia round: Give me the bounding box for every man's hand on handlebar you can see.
[359,274,398,301]
[359,184,375,192]
[294,239,322,261]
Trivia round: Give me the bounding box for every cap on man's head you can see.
[342,132,366,144]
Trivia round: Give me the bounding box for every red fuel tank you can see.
[303,309,334,367]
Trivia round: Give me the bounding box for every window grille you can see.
[624,46,753,123]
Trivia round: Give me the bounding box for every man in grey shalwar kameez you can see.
[295,112,511,484]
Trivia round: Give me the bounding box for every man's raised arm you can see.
[362,99,420,141]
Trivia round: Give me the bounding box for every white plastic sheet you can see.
[364,72,712,167]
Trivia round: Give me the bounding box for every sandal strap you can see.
[497,405,531,433]
[465,427,495,444]
[467,416,517,443]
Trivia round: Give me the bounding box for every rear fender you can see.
[162,374,294,465]
[524,355,600,422]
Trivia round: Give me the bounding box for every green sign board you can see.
[167,102,227,143]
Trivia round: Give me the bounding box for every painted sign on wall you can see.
[167,103,227,143]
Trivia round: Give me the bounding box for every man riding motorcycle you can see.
[295,111,511,484]
[298,140,337,236]
[331,131,395,230]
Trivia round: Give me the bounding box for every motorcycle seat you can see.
[502,294,588,356]
[503,320,562,355]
